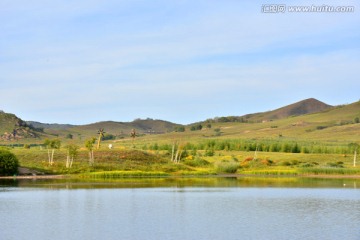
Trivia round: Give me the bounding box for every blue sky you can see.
[1,0,359,124]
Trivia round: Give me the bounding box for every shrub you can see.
[174,126,185,132]
[215,162,239,173]
[280,161,291,166]
[184,157,210,167]
[205,148,215,156]
[102,134,116,140]
[326,162,344,168]
[0,150,19,176]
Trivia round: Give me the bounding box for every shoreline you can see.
[1,173,360,180]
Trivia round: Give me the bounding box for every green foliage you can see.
[66,133,73,139]
[0,149,19,176]
[354,117,360,123]
[215,162,239,173]
[190,124,203,131]
[326,162,344,168]
[85,138,96,151]
[205,148,215,156]
[299,167,360,175]
[183,157,210,167]
[102,134,116,140]
[65,144,79,158]
[210,116,247,123]
[174,126,185,132]
[44,139,61,149]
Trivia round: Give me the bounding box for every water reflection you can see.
[1,176,359,189]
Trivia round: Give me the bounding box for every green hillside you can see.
[206,98,333,123]
[21,119,181,141]
[0,111,43,141]
[1,99,359,145]
[126,100,360,146]
[244,98,333,122]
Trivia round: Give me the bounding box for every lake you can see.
[1,177,360,240]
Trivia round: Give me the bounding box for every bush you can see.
[205,148,215,156]
[102,134,116,140]
[215,162,239,173]
[174,126,185,132]
[184,157,210,167]
[0,150,19,176]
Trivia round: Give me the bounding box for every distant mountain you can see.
[0,111,42,140]
[247,98,333,122]
[71,119,181,136]
[26,121,75,130]
[209,98,333,123]
[23,118,182,139]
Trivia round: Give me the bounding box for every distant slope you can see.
[209,98,333,123]
[20,119,181,140]
[0,111,42,141]
[150,100,360,143]
[71,119,181,136]
[27,121,75,130]
[248,98,333,122]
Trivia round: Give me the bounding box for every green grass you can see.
[83,170,170,178]
[4,141,360,177]
[299,167,360,175]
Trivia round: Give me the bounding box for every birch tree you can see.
[171,141,185,163]
[44,139,61,166]
[85,137,96,166]
[65,144,79,168]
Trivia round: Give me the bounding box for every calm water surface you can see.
[1,177,359,240]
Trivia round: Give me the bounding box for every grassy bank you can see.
[3,146,358,178]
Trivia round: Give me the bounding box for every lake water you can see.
[1,177,360,240]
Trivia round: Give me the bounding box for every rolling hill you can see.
[24,119,182,140]
[141,99,360,144]
[244,98,333,122]
[0,111,42,141]
[209,98,333,123]
[1,98,359,144]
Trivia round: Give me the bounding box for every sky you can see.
[1,0,359,125]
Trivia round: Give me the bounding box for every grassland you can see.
[3,143,359,178]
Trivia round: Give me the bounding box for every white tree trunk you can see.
[89,150,94,165]
[47,149,51,165]
[171,143,175,162]
[70,157,74,168]
[66,155,70,168]
[177,150,183,163]
[174,149,179,163]
[51,149,55,165]
[354,150,357,167]
[89,151,92,165]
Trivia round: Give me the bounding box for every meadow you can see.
[5,138,360,178]
[2,101,360,177]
